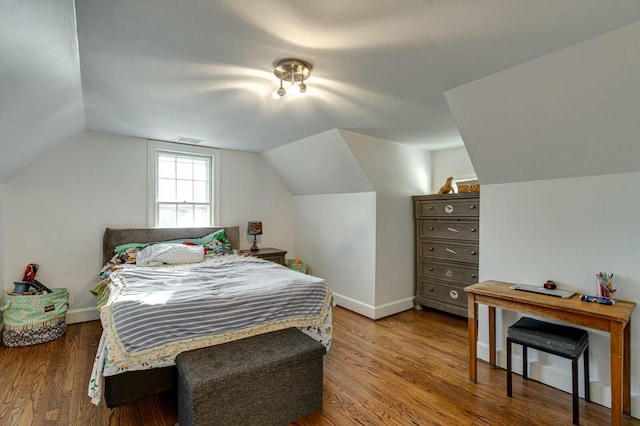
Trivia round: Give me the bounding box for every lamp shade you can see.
[248,221,263,235]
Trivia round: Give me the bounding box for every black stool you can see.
[507,317,589,425]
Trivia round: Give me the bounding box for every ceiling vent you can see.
[175,136,204,144]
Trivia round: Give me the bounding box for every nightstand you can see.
[246,248,287,265]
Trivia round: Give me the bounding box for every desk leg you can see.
[489,306,496,368]
[611,321,623,426]
[624,320,631,416]
[468,294,478,383]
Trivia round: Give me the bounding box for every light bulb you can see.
[298,82,307,94]
[272,80,286,99]
[289,83,300,96]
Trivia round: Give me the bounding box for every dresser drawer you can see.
[417,219,479,242]
[245,248,287,266]
[418,260,478,285]
[415,197,479,218]
[418,240,478,264]
[259,254,285,265]
[418,279,468,310]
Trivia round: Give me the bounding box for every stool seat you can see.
[507,317,589,425]
[508,317,588,358]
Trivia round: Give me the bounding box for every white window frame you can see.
[147,140,220,227]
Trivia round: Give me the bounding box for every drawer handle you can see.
[429,287,435,293]
[471,274,477,279]
[428,206,434,210]
[450,290,459,300]
[429,227,434,231]
[445,205,454,214]
[445,269,454,277]
[429,247,434,251]
[446,248,457,255]
[470,205,476,209]
[470,228,477,233]
[470,251,477,256]
[429,267,434,272]
[447,227,459,233]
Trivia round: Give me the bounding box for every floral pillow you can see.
[203,230,232,255]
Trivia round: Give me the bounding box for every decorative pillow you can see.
[113,243,150,264]
[164,229,229,247]
[98,254,124,279]
[136,243,205,267]
[203,230,232,255]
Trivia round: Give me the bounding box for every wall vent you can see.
[175,136,204,144]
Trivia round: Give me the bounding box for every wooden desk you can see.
[465,280,636,426]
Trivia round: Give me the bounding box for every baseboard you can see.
[372,297,414,319]
[331,293,414,320]
[66,307,100,324]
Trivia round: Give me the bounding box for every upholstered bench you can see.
[176,328,326,426]
[507,317,589,425]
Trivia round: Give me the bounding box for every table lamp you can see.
[248,221,262,251]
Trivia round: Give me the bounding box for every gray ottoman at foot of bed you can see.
[176,328,326,426]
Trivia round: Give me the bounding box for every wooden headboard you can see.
[102,226,240,265]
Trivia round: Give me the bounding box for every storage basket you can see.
[1,288,69,347]
[285,259,308,274]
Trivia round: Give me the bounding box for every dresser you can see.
[413,193,480,317]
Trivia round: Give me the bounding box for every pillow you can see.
[136,243,205,267]
[114,243,150,264]
[163,229,228,247]
[202,229,232,255]
[112,229,229,261]
[98,254,125,278]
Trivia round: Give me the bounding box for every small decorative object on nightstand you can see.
[247,221,262,251]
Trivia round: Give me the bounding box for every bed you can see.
[89,226,333,407]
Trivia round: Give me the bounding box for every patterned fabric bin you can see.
[285,259,308,274]
[1,288,69,347]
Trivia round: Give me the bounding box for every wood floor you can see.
[1,306,638,425]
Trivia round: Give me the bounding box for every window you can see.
[148,140,219,227]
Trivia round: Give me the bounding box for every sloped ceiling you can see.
[2,1,640,183]
[445,22,640,185]
[0,0,85,183]
[262,129,373,196]
[72,0,640,154]
[262,128,430,196]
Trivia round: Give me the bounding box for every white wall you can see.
[342,130,431,316]
[218,149,293,251]
[431,146,476,190]
[479,172,640,416]
[267,128,432,319]
[3,131,294,323]
[0,183,5,327]
[293,192,377,313]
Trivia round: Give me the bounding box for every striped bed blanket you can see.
[88,254,332,405]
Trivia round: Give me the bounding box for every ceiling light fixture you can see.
[272,58,312,99]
